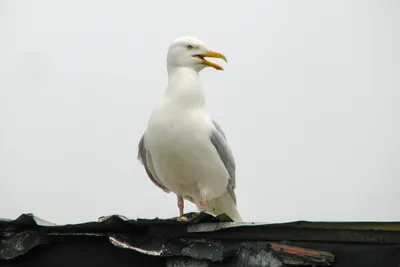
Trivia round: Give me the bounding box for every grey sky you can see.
[0,1,399,224]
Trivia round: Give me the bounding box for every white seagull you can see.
[138,36,242,222]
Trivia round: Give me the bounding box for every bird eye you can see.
[186,45,194,50]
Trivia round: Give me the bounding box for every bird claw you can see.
[179,215,188,221]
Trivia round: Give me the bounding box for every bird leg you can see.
[200,195,207,211]
[199,189,210,211]
[177,195,184,216]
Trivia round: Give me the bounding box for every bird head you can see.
[167,36,227,72]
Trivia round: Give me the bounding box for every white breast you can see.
[145,102,230,205]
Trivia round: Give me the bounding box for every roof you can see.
[1,212,400,267]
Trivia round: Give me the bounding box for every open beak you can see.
[193,50,227,70]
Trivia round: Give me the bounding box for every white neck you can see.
[164,67,205,109]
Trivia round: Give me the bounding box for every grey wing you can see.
[212,120,227,140]
[138,134,170,193]
[210,120,237,203]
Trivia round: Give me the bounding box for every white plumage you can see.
[138,36,242,222]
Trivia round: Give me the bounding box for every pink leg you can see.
[177,195,184,216]
[200,195,207,211]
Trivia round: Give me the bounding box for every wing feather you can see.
[210,120,237,204]
[138,134,170,193]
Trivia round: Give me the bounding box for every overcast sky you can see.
[0,1,399,224]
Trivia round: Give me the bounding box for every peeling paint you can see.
[109,236,164,256]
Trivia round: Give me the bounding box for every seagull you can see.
[138,36,242,222]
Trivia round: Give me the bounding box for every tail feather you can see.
[204,190,243,222]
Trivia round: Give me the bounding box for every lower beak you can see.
[193,51,227,70]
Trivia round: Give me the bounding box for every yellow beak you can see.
[193,50,227,70]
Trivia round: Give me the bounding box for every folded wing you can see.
[210,120,237,203]
[138,134,171,193]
